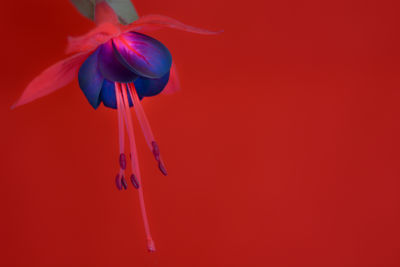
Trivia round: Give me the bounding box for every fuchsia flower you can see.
[12,1,219,252]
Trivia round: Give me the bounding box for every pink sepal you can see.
[162,62,181,95]
[121,14,223,35]
[12,52,90,109]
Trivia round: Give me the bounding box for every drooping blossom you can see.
[12,0,220,252]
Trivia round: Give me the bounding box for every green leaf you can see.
[70,0,95,21]
[69,0,139,25]
[107,0,139,24]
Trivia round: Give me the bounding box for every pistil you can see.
[115,82,156,252]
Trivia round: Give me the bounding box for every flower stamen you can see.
[130,174,140,189]
[116,82,156,252]
[115,174,123,190]
[119,153,127,170]
[115,83,127,189]
[128,83,168,176]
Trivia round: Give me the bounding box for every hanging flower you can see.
[12,0,220,252]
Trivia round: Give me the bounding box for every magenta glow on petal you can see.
[113,32,172,79]
[66,23,121,54]
[98,40,138,83]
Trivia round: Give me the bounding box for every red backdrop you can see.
[1,0,400,266]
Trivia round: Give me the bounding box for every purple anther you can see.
[115,174,122,190]
[119,153,127,170]
[121,175,128,190]
[158,161,168,176]
[152,141,160,161]
[130,174,140,189]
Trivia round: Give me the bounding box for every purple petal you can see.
[98,40,138,83]
[99,79,133,109]
[78,48,104,109]
[113,32,172,79]
[134,70,170,99]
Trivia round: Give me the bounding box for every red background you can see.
[1,0,400,266]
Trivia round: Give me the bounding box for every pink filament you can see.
[115,82,156,252]
[127,84,155,150]
[115,85,126,180]
[127,83,167,175]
